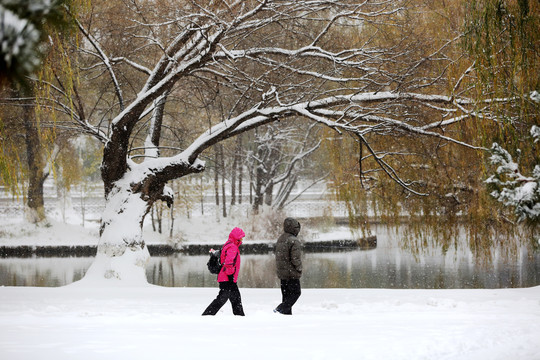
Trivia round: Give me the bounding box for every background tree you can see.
[248,121,323,213]
[0,0,79,223]
[464,0,539,229]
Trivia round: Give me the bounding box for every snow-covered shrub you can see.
[485,126,540,224]
[0,0,65,84]
[0,6,40,78]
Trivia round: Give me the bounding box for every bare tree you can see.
[39,1,502,282]
[249,122,322,213]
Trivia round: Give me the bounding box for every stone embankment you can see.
[0,236,377,258]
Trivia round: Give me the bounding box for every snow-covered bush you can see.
[0,0,65,84]
[0,6,39,76]
[486,126,540,224]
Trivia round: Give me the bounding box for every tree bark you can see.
[214,149,219,207]
[220,144,227,218]
[23,97,47,223]
[231,144,237,206]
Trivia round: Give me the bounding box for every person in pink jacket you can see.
[202,227,245,316]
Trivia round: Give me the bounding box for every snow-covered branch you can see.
[111,57,152,75]
[130,89,484,189]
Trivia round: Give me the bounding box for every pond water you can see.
[1,226,539,289]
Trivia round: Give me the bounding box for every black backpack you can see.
[207,249,222,274]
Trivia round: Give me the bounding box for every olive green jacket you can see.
[275,218,303,279]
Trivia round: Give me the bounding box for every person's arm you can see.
[223,246,238,276]
[290,238,302,273]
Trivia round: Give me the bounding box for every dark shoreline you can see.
[0,236,376,258]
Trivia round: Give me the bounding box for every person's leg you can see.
[281,281,287,303]
[274,280,288,314]
[279,279,301,314]
[283,279,301,312]
[202,282,230,315]
[228,282,245,316]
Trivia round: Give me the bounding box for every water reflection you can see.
[0,257,93,287]
[1,226,539,289]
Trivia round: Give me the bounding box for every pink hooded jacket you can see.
[217,227,245,283]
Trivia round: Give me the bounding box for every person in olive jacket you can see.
[274,217,303,315]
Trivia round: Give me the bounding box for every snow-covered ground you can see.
[0,284,539,360]
[1,214,540,359]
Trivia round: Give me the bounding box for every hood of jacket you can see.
[283,217,301,237]
[228,227,245,246]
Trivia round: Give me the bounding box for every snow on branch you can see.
[110,57,152,75]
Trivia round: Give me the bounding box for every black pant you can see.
[202,281,245,316]
[275,279,301,315]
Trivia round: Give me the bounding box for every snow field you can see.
[0,285,539,360]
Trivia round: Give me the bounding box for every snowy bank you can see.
[0,217,368,257]
[0,216,358,247]
[0,285,539,360]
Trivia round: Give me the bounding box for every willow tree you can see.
[321,1,478,225]
[41,0,509,283]
[0,0,76,223]
[464,0,540,228]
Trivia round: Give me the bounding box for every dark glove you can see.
[228,275,234,282]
